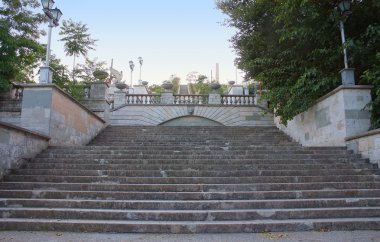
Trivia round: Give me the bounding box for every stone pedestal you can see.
[113,91,126,108]
[340,68,355,85]
[80,82,110,122]
[39,66,53,84]
[161,92,174,104]
[208,93,221,105]
[89,82,108,99]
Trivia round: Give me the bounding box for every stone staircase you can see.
[0,99,21,125]
[178,85,190,95]
[1,126,380,233]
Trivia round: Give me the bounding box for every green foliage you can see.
[217,0,380,128]
[0,0,44,91]
[59,19,97,82]
[77,58,107,83]
[171,77,180,94]
[148,84,165,94]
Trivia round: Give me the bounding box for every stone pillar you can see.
[80,82,110,122]
[340,68,355,86]
[161,91,174,104]
[208,93,221,105]
[113,91,126,108]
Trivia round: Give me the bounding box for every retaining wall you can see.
[0,122,49,179]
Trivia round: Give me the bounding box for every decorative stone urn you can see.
[209,82,221,92]
[115,82,128,91]
[228,80,236,86]
[93,70,109,81]
[161,81,173,91]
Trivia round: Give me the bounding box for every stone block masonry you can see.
[20,84,106,146]
[275,85,372,146]
[110,105,274,126]
[0,122,49,179]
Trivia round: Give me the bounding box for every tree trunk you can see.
[72,55,76,83]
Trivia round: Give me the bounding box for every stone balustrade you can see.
[113,93,258,108]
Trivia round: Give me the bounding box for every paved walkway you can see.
[0,231,380,242]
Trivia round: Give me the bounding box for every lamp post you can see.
[39,0,62,84]
[138,57,143,84]
[337,0,355,85]
[129,61,135,93]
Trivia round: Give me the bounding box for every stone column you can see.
[80,82,110,122]
[113,91,126,108]
[161,91,174,104]
[208,93,221,105]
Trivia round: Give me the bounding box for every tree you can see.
[59,19,97,82]
[217,0,380,128]
[76,58,107,83]
[0,0,44,91]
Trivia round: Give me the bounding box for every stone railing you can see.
[221,95,255,106]
[174,95,209,105]
[126,94,161,105]
[114,93,258,107]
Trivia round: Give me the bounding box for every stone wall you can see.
[110,105,274,126]
[20,84,106,146]
[346,129,380,166]
[275,85,372,146]
[0,122,49,179]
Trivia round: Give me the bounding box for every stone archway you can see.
[159,115,223,126]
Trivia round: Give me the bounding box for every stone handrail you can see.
[174,94,209,105]
[221,95,255,106]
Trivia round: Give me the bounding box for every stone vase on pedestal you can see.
[161,82,174,104]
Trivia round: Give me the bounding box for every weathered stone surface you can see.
[346,129,380,167]
[0,122,49,180]
[1,126,380,233]
[275,85,372,146]
[110,105,273,126]
[19,84,106,146]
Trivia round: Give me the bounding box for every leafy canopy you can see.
[0,0,44,91]
[217,0,380,128]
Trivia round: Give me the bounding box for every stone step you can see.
[12,168,376,177]
[0,100,21,112]
[30,157,369,165]
[4,175,379,184]
[88,141,297,146]
[34,153,360,160]
[39,149,351,155]
[1,189,380,200]
[48,145,346,151]
[1,182,379,192]
[24,163,371,171]
[1,217,380,233]
[1,207,380,221]
[2,197,380,210]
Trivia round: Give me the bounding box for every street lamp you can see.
[39,0,62,84]
[138,57,143,84]
[337,0,355,85]
[129,60,135,87]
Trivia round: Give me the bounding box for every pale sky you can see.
[45,0,243,86]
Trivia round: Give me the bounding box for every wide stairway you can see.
[1,126,380,233]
